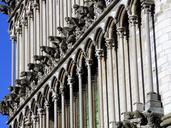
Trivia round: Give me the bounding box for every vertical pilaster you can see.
[86,59,93,128]
[77,67,83,128]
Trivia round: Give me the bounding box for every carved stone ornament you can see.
[115,111,162,128]
[0,0,17,15]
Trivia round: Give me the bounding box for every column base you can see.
[133,102,144,112]
[145,92,164,114]
[161,113,171,128]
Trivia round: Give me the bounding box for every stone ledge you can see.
[161,113,171,127]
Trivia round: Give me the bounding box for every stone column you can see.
[42,0,47,46]
[45,101,50,128]
[27,9,34,62]
[10,33,16,86]
[19,23,24,73]
[21,18,26,71]
[96,49,104,128]
[38,108,44,128]
[53,93,58,128]
[49,0,53,36]
[129,15,143,111]
[32,115,38,128]
[141,0,154,93]
[68,76,74,128]
[33,2,40,55]
[117,28,127,115]
[142,0,163,114]
[77,67,83,128]
[52,0,57,35]
[60,86,65,128]
[105,38,116,126]
[23,17,29,69]
[16,24,21,79]
[86,59,93,128]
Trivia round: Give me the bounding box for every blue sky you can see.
[0,13,11,127]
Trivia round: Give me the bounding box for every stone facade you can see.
[0,0,171,128]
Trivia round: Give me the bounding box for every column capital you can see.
[96,49,104,59]
[85,59,93,67]
[141,0,154,13]
[21,18,28,26]
[77,66,83,76]
[26,10,34,18]
[44,100,50,107]
[52,93,59,100]
[37,108,45,115]
[105,38,114,49]
[33,2,39,10]
[117,27,125,38]
[16,24,22,34]
[129,15,138,25]
[32,114,38,122]
[68,76,74,86]
[60,86,65,94]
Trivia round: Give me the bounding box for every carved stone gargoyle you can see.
[94,0,106,13]
[73,3,95,21]
[65,17,85,29]
[34,55,52,66]
[28,63,45,75]
[48,35,68,55]
[40,46,60,59]
[0,101,9,115]
[0,4,9,14]
[116,111,162,128]
[15,78,32,90]
[21,71,38,85]
[4,95,15,111]
[0,0,17,14]
[9,86,26,98]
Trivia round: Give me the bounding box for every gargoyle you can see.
[28,63,44,75]
[0,101,9,115]
[21,71,39,85]
[9,86,26,98]
[40,46,57,57]
[115,121,137,128]
[0,4,9,14]
[57,26,76,37]
[34,55,52,66]
[49,36,66,44]
[15,78,32,90]
[4,95,14,111]
[65,17,85,29]
[94,0,106,12]
[145,112,162,128]
[73,4,94,20]
[56,27,76,46]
